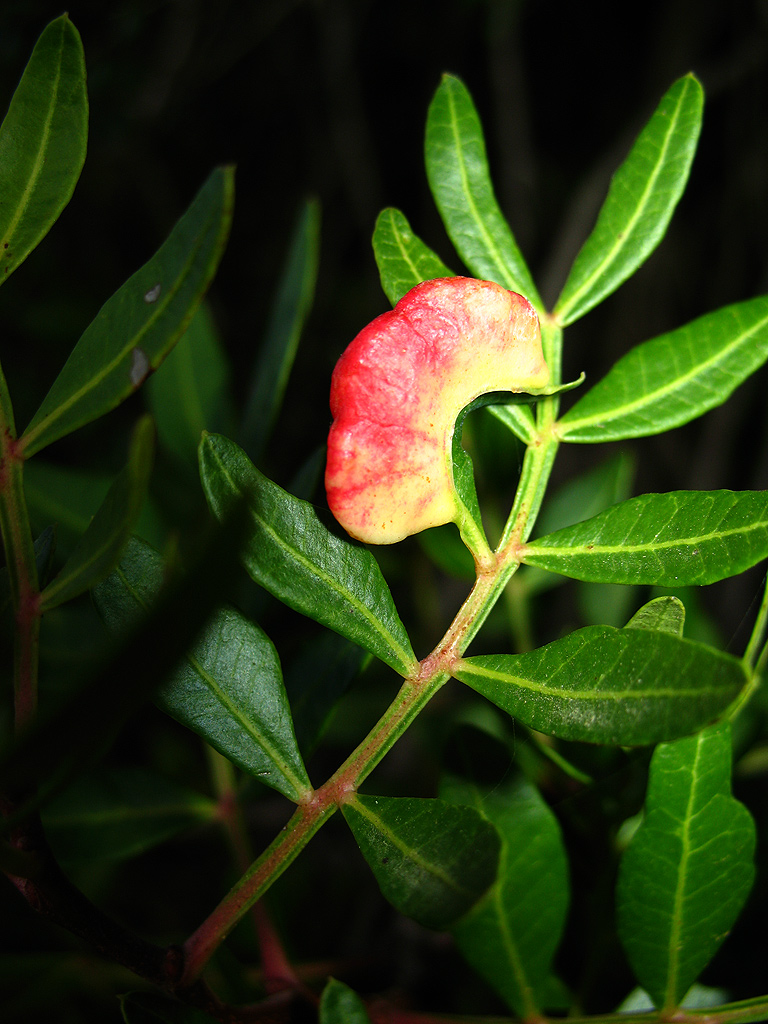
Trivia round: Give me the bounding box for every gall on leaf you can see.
[326,277,548,544]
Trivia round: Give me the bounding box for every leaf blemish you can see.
[144,283,162,303]
[130,346,151,387]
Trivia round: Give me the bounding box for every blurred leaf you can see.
[616,721,756,1010]
[0,15,87,286]
[199,433,417,677]
[425,74,541,308]
[0,500,248,823]
[319,979,372,1024]
[94,537,311,801]
[42,767,216,865]
[372,207,453,305]
[443,769,570,1017]
[418,523,475,579]
[554,75,702,326]
[523,490,768,586]
[454,626,747,745]
[21,166,234,457]
[284,631,367,755]
[627,595,685,636]
[342,793,500,930]
[119,991,218,1024]
[240,197,320,459]
[146,303,234,469]
[39,415,155,611]
[558,296,768,442]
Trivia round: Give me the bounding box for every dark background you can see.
[3,3,768,1019]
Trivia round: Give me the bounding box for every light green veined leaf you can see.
[21,166,234,457]
[522,490,768,586]
[319,979,372,1024]
[557,296,768,442]
[616,721,756,1011]
[425,74,541,308]
[0,15,88,285]
[372,207,454,305]
[453,625,747,745]
[554,75,703,326]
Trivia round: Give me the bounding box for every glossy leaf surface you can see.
[0,15,87,285]
[627,595,685,636]
[425,74,541,307]
[199,433,417,677]
[95,537,311,801]
[39,415,154,611]
[444,772,569,1017]
[554,75,702,326]
[342,794,500,929]
[241,197,320,458]
[616,721,756,1010]
[557,296,768,442]
[42,767,216,865]
[319,979,372,1024]
[522,490,768,586]
[21,166,234,457]
[372,207,454,305]
[454,626,747,745]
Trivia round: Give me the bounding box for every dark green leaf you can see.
[372,207,454,305]
[319,979,372,1024]
[454,626,747,745]
[554,75,703,326]
[522,490,768,586]
[558,296,768,442]
[94,537,312,802]
[616,721,756,1010]
[199,433,417,677]
[42,767,216,865]
[425,74,541,307]
[146,303,235,469]
[443,771,570,1017]
[342,793,500,930]
[0,15,87,285]
[241,198,320,459]
[39,415,155,611]
[21,166,234,457]
[627,595,685,636]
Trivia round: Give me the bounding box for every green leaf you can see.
[519,452,635,595]
[21,166,234,457]
[319,979,372,1024]
[372,207,454,305]
[425,74,541,307]
[616,721,756,1010]
[443,770,569,1018]
[342,793,500,930]
[38,416,155,611]
[0,15,87,285]
[453,626,747,745]
[199,433,418,677]
[42,767,216,866]
[94,537,312,802]
[146,303,235,469]
[241,198,320,459]
[557,296,768,442]
[554,75,703,326]
[627,595,685,636]
[486,402,537,445]
[522,490,768,586]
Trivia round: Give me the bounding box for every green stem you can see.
[181,322,566,987]
[744,572,768,669]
